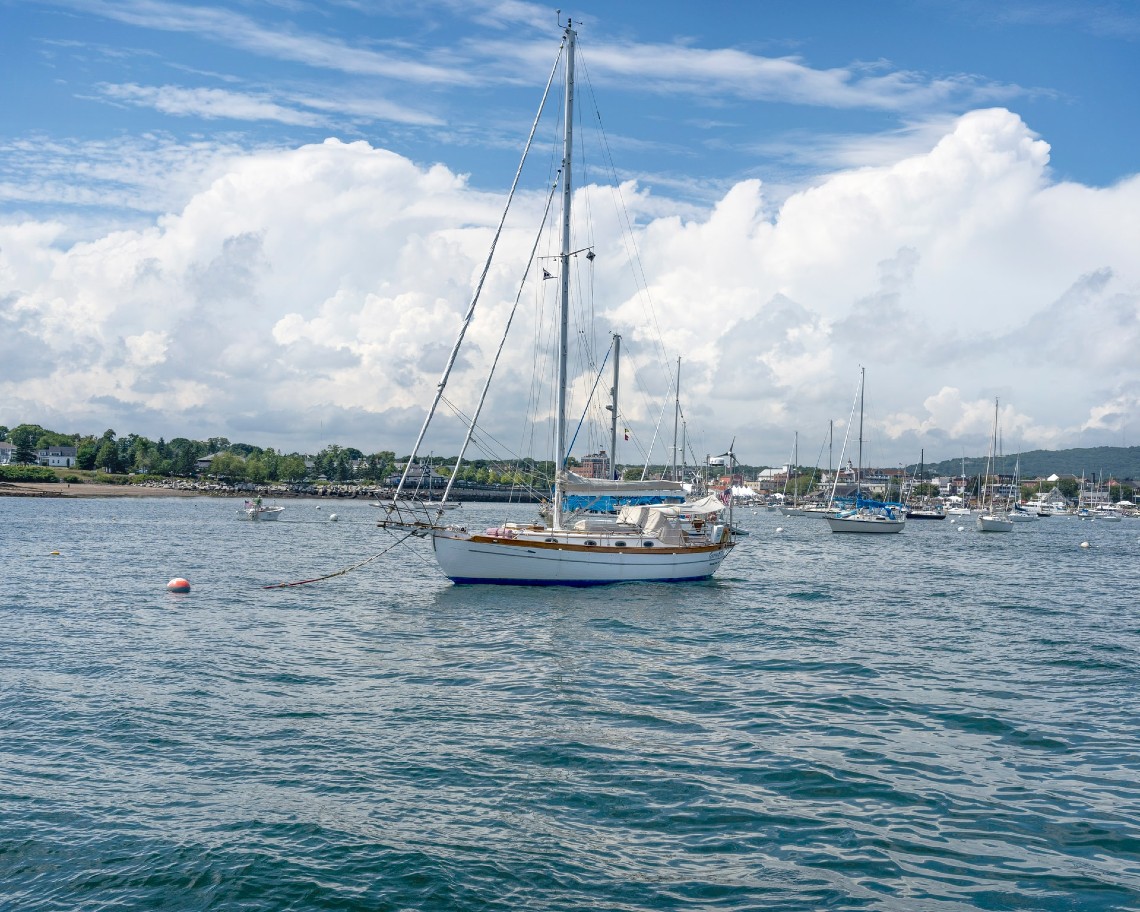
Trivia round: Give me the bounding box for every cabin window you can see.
[585,540,598,547]
[614,541,627,547]
[544,537,557,543]
[642,541,654,547]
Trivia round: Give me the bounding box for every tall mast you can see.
[793,431,798,505]
[988,398,999,510]
[681,419,687,484]
[552,20,576,531]
[609,333,620,478]
[671,356,681,481]
[856,367,864,505]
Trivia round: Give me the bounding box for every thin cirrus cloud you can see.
[94,82,444,128]
[97,83,327,126]
[478,36,1025,113]
[58,0,1019,114]
[65,0,478,85]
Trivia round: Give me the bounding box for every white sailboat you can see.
[377,19,735,585]
[779,432,808,516]
[1005,452,1036,523]
[946,453,973,518]
[825,368,905,534]
[976,399,1014,532]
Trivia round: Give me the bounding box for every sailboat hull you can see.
[976,514,1014,532]
[431,530,732,585]
[825,515,905,534]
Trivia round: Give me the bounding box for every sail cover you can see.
[561,471,686,512]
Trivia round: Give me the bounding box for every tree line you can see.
[0,423,561,487]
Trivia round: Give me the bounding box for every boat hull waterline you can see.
[431,530,732,585]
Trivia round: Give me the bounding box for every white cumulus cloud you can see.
[2,108,1138,465]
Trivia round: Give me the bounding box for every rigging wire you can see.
[577,49,679,400]
[394,37,565,499]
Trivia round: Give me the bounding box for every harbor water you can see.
[2,497,1139,910]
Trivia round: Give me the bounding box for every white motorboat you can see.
[238,501,284,521]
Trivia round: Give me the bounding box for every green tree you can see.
[9,425,45,463]
[208,452,246,480]
[245,455,269,483]
[279,455,308,482]
[76,439,98,470]
[261,448,281,481]
[94,439,122,473]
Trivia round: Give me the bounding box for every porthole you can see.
[642,541,654,547]
[614,541,627,547]
[585,540,598,547]
[544,537,557,543]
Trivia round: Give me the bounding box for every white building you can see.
[37,446,77,468]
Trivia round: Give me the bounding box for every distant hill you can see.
[914,446,1140,481]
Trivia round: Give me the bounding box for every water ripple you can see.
[2,500,1139,910]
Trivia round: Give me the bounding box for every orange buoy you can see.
[166,577,191,593]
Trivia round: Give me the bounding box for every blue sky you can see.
[2,0,1139,467]
[4,1,1137,211]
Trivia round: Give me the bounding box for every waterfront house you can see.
[37,446,77,468]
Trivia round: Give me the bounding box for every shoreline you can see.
[1,481,215,498]
[0,480,544,502]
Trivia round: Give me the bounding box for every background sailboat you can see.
[976,398,1014,532]
[825,368,905,534]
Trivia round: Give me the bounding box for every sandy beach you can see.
[1,481,207,498]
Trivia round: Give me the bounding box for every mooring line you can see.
[261,531,416,589]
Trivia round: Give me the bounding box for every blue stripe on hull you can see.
[447,574,713,587]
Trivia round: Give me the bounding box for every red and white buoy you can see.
[166,577,191,593]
